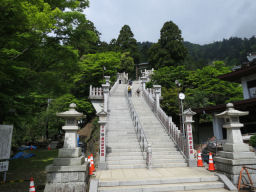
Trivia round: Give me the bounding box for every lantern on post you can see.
[183,108,197,167]
[141,76,147,90]
[97,107,108,169]
[104,76,110,86]
[56,103,85,149]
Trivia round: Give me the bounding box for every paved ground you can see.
[95,167,216,181]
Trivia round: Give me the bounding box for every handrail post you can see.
[147,144,152,169]
[153,85,161,112]
[97,109,108,169]
[141,77,147,90]
[102,84,110,112]
[184,108,197,167]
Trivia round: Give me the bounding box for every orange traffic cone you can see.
[90,154,95,172]
[208,152,215,171]
[29,177,36,192]
[197,150,204,167]
[88,155,93,176]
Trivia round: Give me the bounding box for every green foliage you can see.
[0,0,100,144]
[149,21,187,69]
[151,61,243,121]
[249,135,256,147]
[73,52,122,97]
[184,36,256,68]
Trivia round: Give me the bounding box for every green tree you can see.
[116,25,139,64]
[150,61,243,122]
[73,52,122,98]
[149,21,187,69]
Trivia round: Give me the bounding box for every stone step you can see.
[106,155,144,161]
[107,131,135,134]
[107,139,138,143]
[98,181,224,192]
[152,162,187,168]
[107,151,143,157]
[151,147,178,151]
[107,133,137,136]
[107,164,147,169]
[151,151,182,155]
[151,154,184,159]
[107,159,145,165]
[109,148,142,152]
[152,158,186,164]
[107,144,140,149]
[98,175,219,187]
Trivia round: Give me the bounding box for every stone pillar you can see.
[153,85,161,112]
[141,77,147,90]
[241,78,250,99]
[97,109,107,169]
[212,113,224,140]
[214,103,256,185]
[44,103,88,192]
[102,84,110,112]
[104,76,110,86]
[183,108,197,167]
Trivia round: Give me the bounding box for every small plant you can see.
[249,135,256,147]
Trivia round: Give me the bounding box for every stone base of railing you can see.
[89,95,104,100]
[99,162,107,170]
[187,159,197,167]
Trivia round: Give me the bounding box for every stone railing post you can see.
[97,109,108,169]
[102,84,110,112]
[141,77,147,90]
[183,108,197,167]
[153,85,161,112]
[146,144,152,169]
[104,76,110,86]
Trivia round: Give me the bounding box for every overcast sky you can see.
[85,0,256,45]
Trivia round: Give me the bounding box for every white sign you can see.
[0,161,9,172]
[0,125,13,160]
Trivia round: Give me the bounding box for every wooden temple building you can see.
[194,53,256,143]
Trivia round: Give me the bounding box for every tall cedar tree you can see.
[149,21,187,69]
[116,25,140,64]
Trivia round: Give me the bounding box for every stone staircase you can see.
[106,84,146,169]
[95,167,230,192]
[91,82,236,192]
[131,81,187,168]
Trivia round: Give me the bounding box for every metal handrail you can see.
[142,88,189,160]
[125,89,152,169]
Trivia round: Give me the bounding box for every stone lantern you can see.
[97,108,108,169]
[104,76,110,86]
[183,108,196,123]
[214,103,256,185]
[141,76,147,90]
[215,103,248,152]
[57,103,85,149]
[44,103,88,192]
[153,85,161,112]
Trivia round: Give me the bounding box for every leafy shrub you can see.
[249,135,256,147]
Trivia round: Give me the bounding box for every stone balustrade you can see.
[89,85,103,99]
[142,86,196,166]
